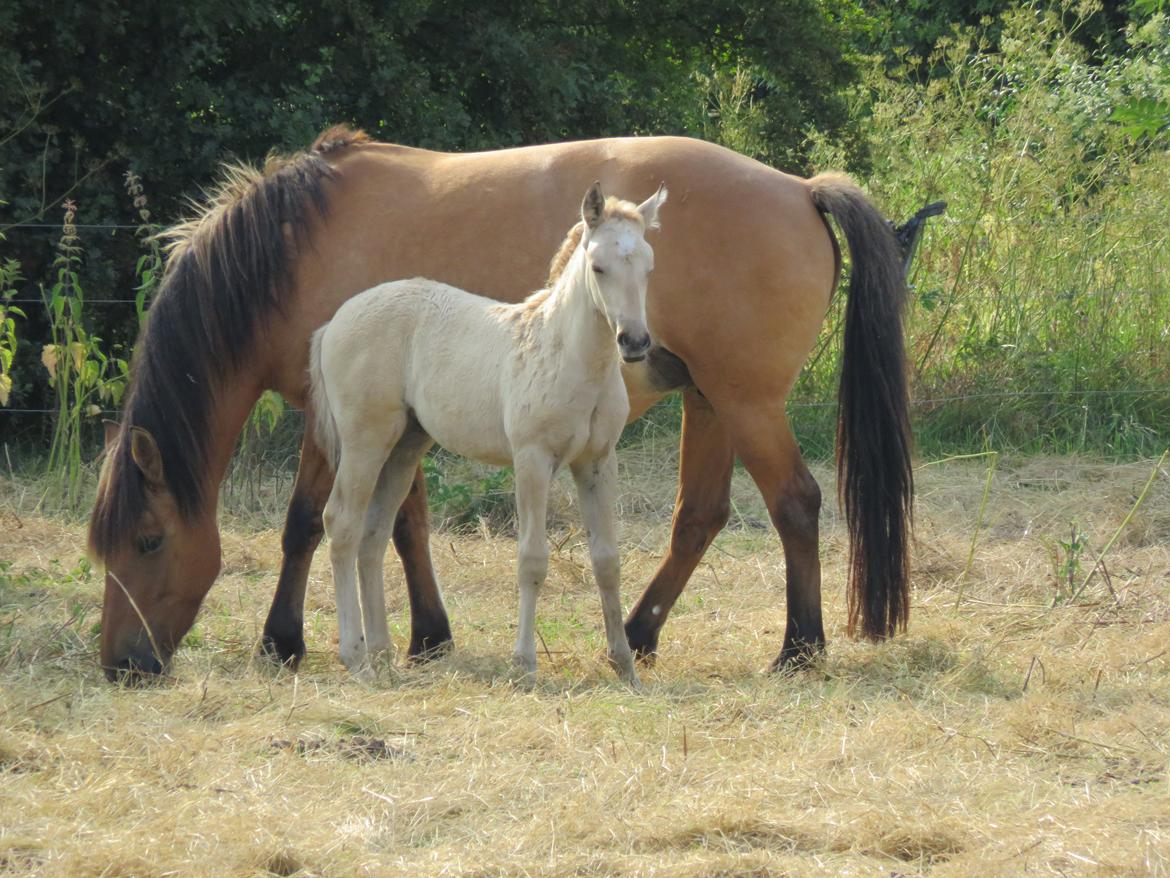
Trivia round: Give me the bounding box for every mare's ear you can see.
[129,427,165,487]
[582,181,605,230]
[637,183,668,230]
[102,419,120,450]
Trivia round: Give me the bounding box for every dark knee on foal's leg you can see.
[627,497,730,661]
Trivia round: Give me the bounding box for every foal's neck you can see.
[540,248,614,374]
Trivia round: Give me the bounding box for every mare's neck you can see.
[202,374,266,513]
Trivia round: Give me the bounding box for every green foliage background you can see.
[1,0,1168,494]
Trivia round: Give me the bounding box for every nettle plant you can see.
[0,217,23,408]
[124,169,162,326]
[41,200,129,505]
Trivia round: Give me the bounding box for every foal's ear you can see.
[637,183,668,231]
[129,426,165,487]
[582,181,605,230]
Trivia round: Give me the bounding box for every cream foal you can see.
[309,182,667,683]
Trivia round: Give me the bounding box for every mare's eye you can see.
[137,535,163,556]
[592,265,605,274]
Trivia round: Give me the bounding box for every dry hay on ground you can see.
[1,455,1168,876]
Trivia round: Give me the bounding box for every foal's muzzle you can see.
[617,329,652,363]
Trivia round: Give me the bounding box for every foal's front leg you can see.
[572,450,639,686]
[511,448,554,678]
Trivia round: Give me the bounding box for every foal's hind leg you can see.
[356,426,435,662]
[625,390,734,660]
[324,419,405,673]
[263,423,451,668]
[572,451,638,685]
[723,405,825,671]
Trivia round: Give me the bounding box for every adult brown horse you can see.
[90,126,912,681]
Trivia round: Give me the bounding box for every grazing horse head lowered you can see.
[90,126,913,683]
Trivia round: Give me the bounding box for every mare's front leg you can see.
[511,448,553,678]
[262,428,333,666]
[625,390,734,661]
[571,450,639,686]
[395,467,454,660]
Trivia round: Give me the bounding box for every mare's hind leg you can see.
[723,405,825,671]
[324,418,404,673]
[511,447,554,677]
[625,390,734,660]
[356,425,435,661]
[571,450,638,685]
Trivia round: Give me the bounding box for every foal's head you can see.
[576,182,667,363]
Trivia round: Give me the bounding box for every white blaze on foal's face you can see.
[580,182,667,363]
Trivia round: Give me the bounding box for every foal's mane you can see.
[89,125,370,560]
[545,196,645,287]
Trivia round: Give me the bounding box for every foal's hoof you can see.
[624,618,660,666]
[770,637,825,674]
[258,630,306,669]
[509,652,538,687]
[608,651,642,690]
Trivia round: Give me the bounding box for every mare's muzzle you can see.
[105,649,166,685]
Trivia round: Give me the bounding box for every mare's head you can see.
[88,125,352,683]
[577,182,667,363]
[92,420,222,682]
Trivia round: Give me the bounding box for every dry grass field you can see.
[2,448,1169,877]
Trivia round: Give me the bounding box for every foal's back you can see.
[317,277,519,465]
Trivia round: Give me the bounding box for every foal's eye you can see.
[592,265,605,275]
[136,535,163,556]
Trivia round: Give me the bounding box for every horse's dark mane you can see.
[88,125,369,560]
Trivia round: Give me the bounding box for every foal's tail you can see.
[808,173,913,641]
[307,325,341,471]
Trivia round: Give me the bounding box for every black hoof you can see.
[407,628,454,664]
[258,629,306,668]
[770,636,825,674]
[625,617,660,665]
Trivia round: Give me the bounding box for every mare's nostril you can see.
[108,652,164,685]
[617,331,631,348]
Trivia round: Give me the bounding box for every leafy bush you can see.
[797,2,1170,456]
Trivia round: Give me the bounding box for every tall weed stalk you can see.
[42,200,128,506]
[0,210,23,408]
